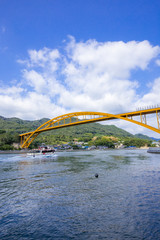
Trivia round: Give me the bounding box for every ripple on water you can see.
[0,149,160,239]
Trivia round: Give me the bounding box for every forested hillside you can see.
[0,116,153,149]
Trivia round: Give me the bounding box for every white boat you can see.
[147,147,160,154]
[27,147,55,157]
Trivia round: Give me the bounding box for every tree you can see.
[90,136,115,148]
[123,138,152,148]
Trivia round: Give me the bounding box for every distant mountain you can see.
[150,137,160,141]
[135,133,160,141]
[134,133,152,140]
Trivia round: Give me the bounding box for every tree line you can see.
[0,130,153,150]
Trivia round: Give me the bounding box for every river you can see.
[0,149,160,239]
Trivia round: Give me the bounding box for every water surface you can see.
[0,149,160,239]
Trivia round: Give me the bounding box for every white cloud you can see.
[0,92,66,120]
[136,77,160,106]
[28,47,59,66]
[0,86,23,96]
[62,38,159,114]
[18,47,60,72]
[65,38,159,77]
[1,37,160,136]
[23,70,46,93]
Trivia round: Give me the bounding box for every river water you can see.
[0,149,160,240]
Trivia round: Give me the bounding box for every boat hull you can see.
[147,147,160,154]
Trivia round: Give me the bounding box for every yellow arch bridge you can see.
[20,107,160,148]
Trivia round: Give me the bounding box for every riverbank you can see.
[0,147,149,154]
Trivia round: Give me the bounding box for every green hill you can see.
[0,116,49,133]
[0,115,133,137]
[0,116,153,149]
[134,133,151,140]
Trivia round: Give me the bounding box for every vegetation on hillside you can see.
[123,137,152,148]
[0,116,155,150]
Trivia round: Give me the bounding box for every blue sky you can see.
[0,0,160,136]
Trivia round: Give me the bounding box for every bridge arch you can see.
[20,109,160,148]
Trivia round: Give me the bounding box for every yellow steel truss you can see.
[20,108,160,148]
